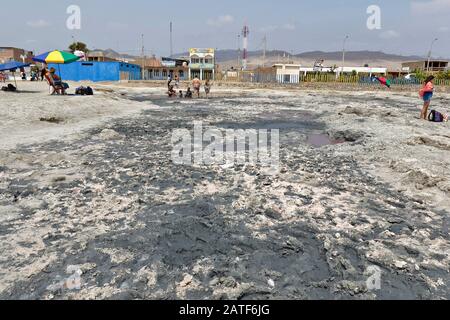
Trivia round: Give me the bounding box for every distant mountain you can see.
[93,48,441,70]
[173,49,292,62]
[172,49,426,63]
[295,50,423,61]
[91,48,138,61]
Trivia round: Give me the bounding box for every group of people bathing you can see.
[167,75,212,99]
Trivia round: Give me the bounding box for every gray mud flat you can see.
[0,91,449,300]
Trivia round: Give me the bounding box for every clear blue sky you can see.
[1,0,449,57]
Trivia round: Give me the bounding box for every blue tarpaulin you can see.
[0,61,30,71]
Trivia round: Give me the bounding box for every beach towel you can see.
[375,76,391,88]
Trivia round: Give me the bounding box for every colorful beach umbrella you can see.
[32,50,80,64]
[0,61,30,88]
[33,50,80,84]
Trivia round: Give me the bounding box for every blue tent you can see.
[0,61,30,87]
[0,61,30,71]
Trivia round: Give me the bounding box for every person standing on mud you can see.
[40,67,47,82]
[419,75,435,120]
[167,75,173,90]
[204,79,211,98]
[174,75,180,89]
[192,76,201,98]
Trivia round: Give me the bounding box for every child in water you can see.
[185,87,193,98]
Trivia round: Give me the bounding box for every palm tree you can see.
[69,42,89,53]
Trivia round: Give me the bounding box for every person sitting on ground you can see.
[167,85,176,97]
[192,76,201,98]
[420,75,435,120]
[179,90,183,98]
[185,87,193,98]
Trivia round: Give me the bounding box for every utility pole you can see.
[262,35,267,67]
[237,34,241,69]
[341,35,349,76]
[427,38,438,73]
[141,34,145,80]
[242,24,250,70]
[170,22,173,57]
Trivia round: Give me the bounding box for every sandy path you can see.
[0,84,449,299]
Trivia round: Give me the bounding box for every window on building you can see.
[162,70,167,78]
[205,55,213,64]
[283,74,291,83]
[179,70,184,78]
[192,70,200,79]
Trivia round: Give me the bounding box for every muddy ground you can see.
[0,85,449,299]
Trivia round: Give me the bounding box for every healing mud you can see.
[0,82,449,299]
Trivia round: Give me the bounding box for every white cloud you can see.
[26,19,51,28]
[259,24,296,33]
[379,30,400,39]
[206,15,234,27]
[438,26,449,32]
[411,0,450,15]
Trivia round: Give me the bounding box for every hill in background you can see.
[92,48,442,70]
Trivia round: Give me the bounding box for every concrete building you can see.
[142,57,189,80]
[300,66,387,76]
[273,64,301,83]
[48,61,141,82]
[86,50,119,62]
[0,47,34,64]
[402,60,449,72]
[189,48,215,80]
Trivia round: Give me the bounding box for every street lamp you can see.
[427,38,438,73]
[342,35,349,76]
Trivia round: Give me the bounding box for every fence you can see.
[217,71,450,87]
